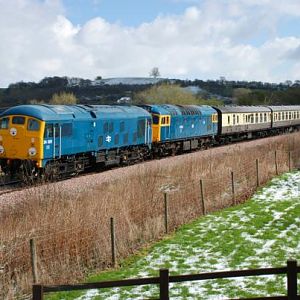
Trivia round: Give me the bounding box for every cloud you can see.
[0,0,300,87]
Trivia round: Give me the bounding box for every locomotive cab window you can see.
[12,116,25,125]
[44,124,53,138]
[27,119,40,131]
[0,117,9,129]
[152,115,159,125]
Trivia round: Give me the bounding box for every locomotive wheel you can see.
[44,162,60,182]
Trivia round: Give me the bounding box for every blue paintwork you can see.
[142,104,218,142]
[3,105,152,166]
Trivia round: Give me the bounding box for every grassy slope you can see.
[47,171,300,300]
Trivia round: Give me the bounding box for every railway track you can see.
[0,178,23,196]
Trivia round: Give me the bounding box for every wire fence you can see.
[1,142,300,299]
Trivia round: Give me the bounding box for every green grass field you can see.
[47,171,300,300]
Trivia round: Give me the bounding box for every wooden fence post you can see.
[287,260,297,299]
[164,193,168,234]
[30,238,38,284]
[200,179,206,215]
[159,269,169,300]
[256,159,259,188]
[231,171,235,205]
[32,285,43,300]
[275,151,278,175]
[110,217,116,267]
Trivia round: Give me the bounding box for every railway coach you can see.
[213,106,272,141]
[268,105,300,131]
[0,104,152,179]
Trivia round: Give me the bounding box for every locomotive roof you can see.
[1,104,151,121]
[142,104,216,116]
[214,106,271,113]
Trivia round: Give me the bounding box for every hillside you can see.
[1,76,300,108]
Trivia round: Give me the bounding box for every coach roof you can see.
[214,106,271,113]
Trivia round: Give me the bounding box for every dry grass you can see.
[1,132,300,299]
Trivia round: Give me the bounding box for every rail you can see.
[32,260,300,300]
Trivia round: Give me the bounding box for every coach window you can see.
[233,114,236,125]
[0,117,9,129]
[12,116,25,125]
[161,117,166,125]
[255,113,258,123]
[62,123,72,136]
[264,113,267,122]
[237,115,239,124]
[27,119,40,131]
[278,113,281,121]
[228,115,230,124]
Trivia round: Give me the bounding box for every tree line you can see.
[0,76,300,107]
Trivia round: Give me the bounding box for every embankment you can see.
[1,132,300,299]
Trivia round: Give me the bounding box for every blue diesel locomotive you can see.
[0,104,152,178]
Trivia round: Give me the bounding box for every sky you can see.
[0,0,300,87]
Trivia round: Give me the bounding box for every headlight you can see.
[10,128,17,136]
[28,147,37,156]
[0,145,4,154]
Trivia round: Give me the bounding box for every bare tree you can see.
[149,67,160,78]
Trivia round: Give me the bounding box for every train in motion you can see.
[0,104,300,180]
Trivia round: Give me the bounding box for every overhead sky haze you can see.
[0,0,300,87]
